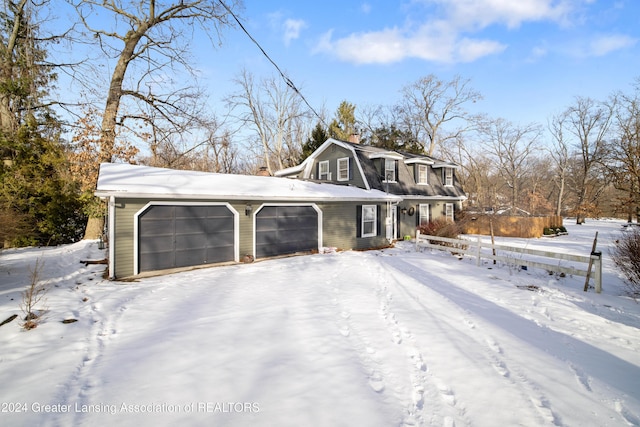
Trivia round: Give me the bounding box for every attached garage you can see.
[255,205,320,258]
[96,163,400,279]
[135,203,237,274]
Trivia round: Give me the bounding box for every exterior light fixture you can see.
[245,204,252,216]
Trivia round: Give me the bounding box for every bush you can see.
[611,228,640,298]
[418,219,466,249]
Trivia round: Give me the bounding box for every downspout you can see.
[108,196,116,280]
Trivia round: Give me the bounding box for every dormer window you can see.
[443,167,453,186]
[383,158,396,182]
[417,164,428,185]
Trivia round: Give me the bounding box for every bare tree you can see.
[480,118,542,210]
[609,85,640,222]
[564,96,614,224]
[67,0,241,238]
[548,111,571,216]
[396,74,482,156]
[226,68,310,174]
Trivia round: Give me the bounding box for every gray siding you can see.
[312,145,367,188]
[110,197,390,278]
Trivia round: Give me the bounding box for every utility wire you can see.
[217,0,327,127]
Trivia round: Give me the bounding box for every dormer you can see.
[404,158,435,185]
[368,152,404,183]
[432,163,458,186]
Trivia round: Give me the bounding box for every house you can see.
[95,162,401,279]
[275,138,467,240]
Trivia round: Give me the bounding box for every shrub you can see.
[20,259,48,330]
[611,228,640,298]
[418,219,466,249]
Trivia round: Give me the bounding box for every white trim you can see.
[417,164,429,185]
[132,201,239,276]
[432,162,460,170]
[337,157,349,181]
[108,196,116,280]
[418,203,430,226]
[404,158,434,165]
[95,190,400,202]
[445,203,455,221]
[369,152,404,160]
[361,205,377,238]
[252,203,323,258]
[318,160,330,180]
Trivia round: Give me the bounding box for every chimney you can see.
[348,133,360,144]
[256,166,270,176]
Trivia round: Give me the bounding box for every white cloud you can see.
[588,34,637,56]
[437,0,573,29]
[361,2,372,14]
[314,22,505,65]
[283,18,307,46]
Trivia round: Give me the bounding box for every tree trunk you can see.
[83,216,104,240]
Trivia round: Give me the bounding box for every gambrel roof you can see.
[275,138,466,200]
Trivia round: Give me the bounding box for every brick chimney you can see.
[256,166,270,176]
[348,133,360,144]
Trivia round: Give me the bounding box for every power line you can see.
[217,0,326,127]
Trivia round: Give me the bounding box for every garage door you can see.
[138,205,235,273]
[255,206,319,258]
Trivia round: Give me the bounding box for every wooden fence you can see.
[461,215,564,238]
[415,231,602,293]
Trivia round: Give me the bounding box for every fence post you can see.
[592,250,602,293]
[476,236,481,267]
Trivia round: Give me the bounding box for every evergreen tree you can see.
[329,101,357,141]
[300,122,328,161]
[367,124,423,154]
[0,1,85,246]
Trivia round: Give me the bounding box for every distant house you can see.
[275,138,467,240]
[95,163,400,279]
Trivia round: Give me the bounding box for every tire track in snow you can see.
[375,254,564,426]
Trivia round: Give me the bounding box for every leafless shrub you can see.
[21,259,48,330]
[611,228,640,298]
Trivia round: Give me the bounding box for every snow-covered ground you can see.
[1,219,639,427]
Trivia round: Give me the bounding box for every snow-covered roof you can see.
[95,163,401,202]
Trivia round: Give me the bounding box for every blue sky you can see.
[200,0,640,134]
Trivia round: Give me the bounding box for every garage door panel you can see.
[207,230,234,246]
[256,206,318,258]
[207,246,235,263]
[138,204,235,273]
[204,217,234,233]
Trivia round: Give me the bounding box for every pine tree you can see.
[300,122,328,161]
[0,1,85,246]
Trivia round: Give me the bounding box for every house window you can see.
[383,159,396,182]
[419,204,430,226]
[337,157,349,181]
[444,168,453,186]
[361,205,377,237]
[445,203,454,221]
[417,164,428,185]
[319,161,330,180]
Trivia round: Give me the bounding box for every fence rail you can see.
[415,231,602,293]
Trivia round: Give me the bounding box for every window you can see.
[384,159,396,182]
[319,161,330,180]
[419,204,430,226]
[337,157,350,181]
[445,203,454,221]
[444,168,453,186]
[417,164,429,184]
[361,205,377,237]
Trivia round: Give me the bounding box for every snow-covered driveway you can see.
[1,220,639,426]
